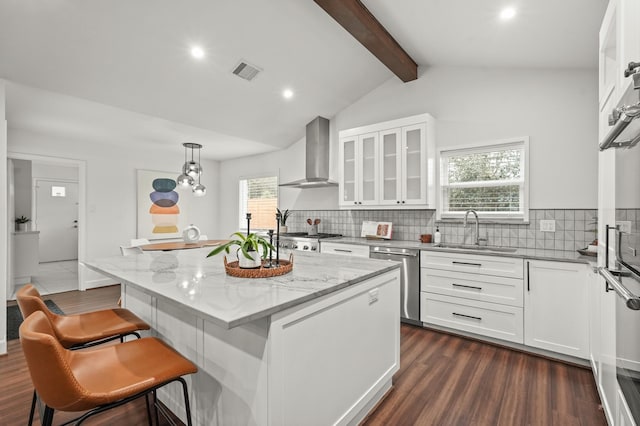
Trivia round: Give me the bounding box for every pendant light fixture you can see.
[175,142,206,196]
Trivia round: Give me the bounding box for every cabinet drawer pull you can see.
[452,283,482,291]
[452,312,482,321]
[334,249,353,253]
[452,261,482,267]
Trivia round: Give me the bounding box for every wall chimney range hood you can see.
[280,116,338,189]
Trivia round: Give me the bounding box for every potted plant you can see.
[207,232,275,268]
[277,208,292,233]
[15,215,31,232]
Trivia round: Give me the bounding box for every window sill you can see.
[436,218,530,225]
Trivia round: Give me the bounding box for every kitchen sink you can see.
[434,243,518,253]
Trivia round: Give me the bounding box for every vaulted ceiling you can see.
[0,0,607,160]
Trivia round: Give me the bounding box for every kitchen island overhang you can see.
[85,249,401,425]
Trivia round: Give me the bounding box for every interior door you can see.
[35,180,79,262]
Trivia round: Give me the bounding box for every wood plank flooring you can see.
[362,324,607,426]
[2,286,606,425]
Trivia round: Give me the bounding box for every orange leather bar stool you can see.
[20,310,197,426]
[16,284,150,349]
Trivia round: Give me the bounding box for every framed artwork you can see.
[136,169,191,240]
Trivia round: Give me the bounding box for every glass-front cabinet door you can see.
[358,132,379,205]
[401,123,427,205]
[339,137,357,206]
[379,128,402,205]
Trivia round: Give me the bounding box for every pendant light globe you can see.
[192,183,207,196]
[183,161,202,178]
[176,173,194,187]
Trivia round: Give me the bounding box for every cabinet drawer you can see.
[421,292,523,344]
[320,242,370,258]
[420,250,523,279]
[421,269,523,307]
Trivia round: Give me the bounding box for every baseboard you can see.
[0,337,7,356]
[82,277,119,290]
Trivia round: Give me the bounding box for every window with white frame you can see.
[438,137,529,221]
[239,175,278,230]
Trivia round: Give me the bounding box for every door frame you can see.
[7,151,87,291]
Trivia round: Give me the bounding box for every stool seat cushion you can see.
[16,284,150,348]
[52,308,149,348]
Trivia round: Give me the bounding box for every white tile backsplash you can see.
[286,208,607,251]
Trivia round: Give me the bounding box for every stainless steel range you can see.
[278,232,342,253]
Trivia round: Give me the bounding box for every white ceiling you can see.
[0,0,607,160]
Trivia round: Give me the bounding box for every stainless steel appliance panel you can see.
[370,246,420,325]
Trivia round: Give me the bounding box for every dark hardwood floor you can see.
[2,286,606,425]
[363,324,607,426]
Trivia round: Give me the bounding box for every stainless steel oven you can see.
[600,70,640,422]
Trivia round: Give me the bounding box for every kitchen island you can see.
[85,249,400,425]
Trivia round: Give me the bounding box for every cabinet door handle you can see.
[526,261,530,292]
[452,283,482,291]
[334,249,353,253]
[452,312,482,321]
[452,261,482,267]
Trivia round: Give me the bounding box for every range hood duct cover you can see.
[280,116,338,188]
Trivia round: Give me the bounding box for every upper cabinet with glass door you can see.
[338,113,436,209]
[599,0,640,111]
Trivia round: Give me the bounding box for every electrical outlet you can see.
[617,220,632,234]
[540,220,556,232]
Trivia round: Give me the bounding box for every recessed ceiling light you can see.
[190,46,205,60]
[283,89,294,99]
[499,7,516,20]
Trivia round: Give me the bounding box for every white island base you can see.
[123,269,400,425]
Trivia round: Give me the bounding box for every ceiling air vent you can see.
[232,60,262,81]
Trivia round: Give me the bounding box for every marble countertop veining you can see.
[327,237,594,264]
[84,248,400,330]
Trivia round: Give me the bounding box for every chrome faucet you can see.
[463,210,480,246]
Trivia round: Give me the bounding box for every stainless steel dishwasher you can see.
[370,246,420,325]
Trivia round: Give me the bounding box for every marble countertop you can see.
[327,237,594,264]
[84,248,399,330]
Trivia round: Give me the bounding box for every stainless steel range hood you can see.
[280,116,338,188]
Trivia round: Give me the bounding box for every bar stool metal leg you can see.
[28,390,37,426]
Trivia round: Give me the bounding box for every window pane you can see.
[447,149,521,183]
[447,185,521,212]
[239,176,278,230]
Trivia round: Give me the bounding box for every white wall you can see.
[218,66,599,234]
[8,128,221,261]
[333,66,598,209]
[218,136,338,236]
[12,159,31,221]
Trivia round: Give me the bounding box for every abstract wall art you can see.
[137,170,191,240]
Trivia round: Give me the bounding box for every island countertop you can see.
[84,248,400,330]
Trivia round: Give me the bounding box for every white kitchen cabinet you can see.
[587,266,602,378]
[379,123,429,206]
[599,0,640,112]
[339,132,379,206]
[320,241,370,258]
[420,250,524,344]
[421,250,523,279]
[618,0,640,95]
[524,260,589,359]
[339,113,435,209]
[421,292,524,343]
[12,231,40,286]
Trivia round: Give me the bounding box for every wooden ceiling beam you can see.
[313,0,418,82]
